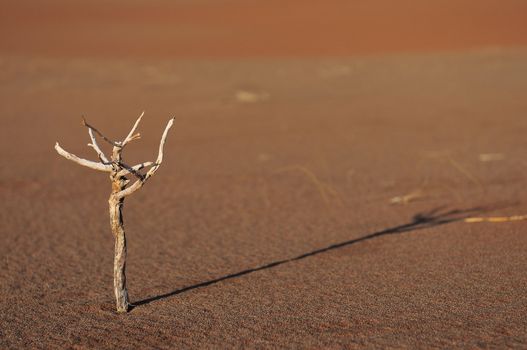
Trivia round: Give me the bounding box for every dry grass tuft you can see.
[275,165,343,206]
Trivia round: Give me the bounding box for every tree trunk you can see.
[109,177,130,313]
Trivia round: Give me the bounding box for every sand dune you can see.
[1,0,527,58]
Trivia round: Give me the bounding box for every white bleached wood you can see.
[122,111,144,147]
[155,117,174,164]
[54,112,175,313]
[115,117,174,198]
[109,176,130,312]
[87,127,110,163]
[55,142,112,172]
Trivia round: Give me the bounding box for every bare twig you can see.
[116,161,154,178]
[446,156,482,187]
[154,117,175,166]
[55,143,112,172]
[87,127,110,163]
[116,117,175,198]
[465,215,527,223]
[274,165,342,206]
[390,189,425,205]
[82,117,119,147]
[116,161,146,180]
[121,111,144,147]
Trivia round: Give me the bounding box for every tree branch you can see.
[82,117,120,147]
[55,142,113,172]
[154,117,174,165]
[115,118,175,198]
[87,127,110,163]
[116,161,154,178]
[121,111,144,147]
[115,161,145,180]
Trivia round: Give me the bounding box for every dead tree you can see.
[54,112,174,313]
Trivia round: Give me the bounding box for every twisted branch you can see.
[56,113,174,197]
[87,127,110,163]
[55,142,113,172]
[116,161,154,178]
[121,111,144,147]
[82,117,119,147]
[54,112,175,314]
[116,117,175,198]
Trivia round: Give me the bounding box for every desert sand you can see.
[1,1,527,348]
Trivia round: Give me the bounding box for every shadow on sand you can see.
[132,206,485,310]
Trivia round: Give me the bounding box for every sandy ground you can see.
[1,1,527,349]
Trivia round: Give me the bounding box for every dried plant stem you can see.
[55,112,175,313]
[109,175,129,312]
[465,215,527,223]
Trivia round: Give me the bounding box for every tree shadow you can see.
[131,205,486,310]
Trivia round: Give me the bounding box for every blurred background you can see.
[2,0,527,59]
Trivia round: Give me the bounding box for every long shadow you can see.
[132,206,483,309]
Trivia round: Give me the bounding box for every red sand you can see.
[1,1,527,348]
[1,0,527,58]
